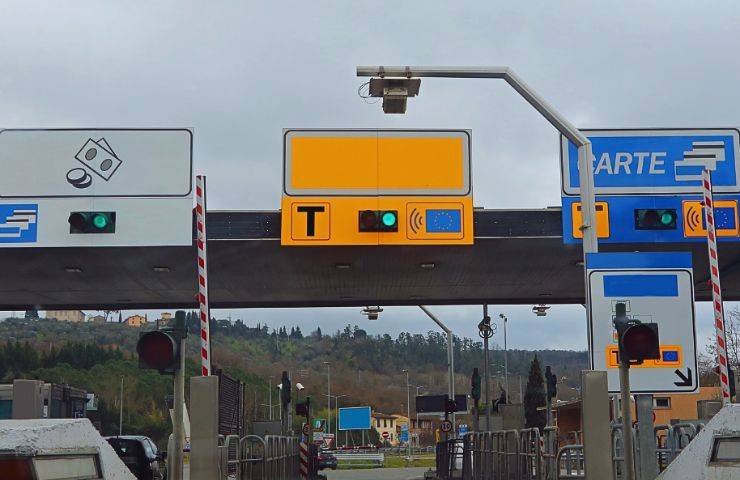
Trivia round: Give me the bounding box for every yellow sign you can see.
[281,130,474,246]
[571,202,610,239]
[605,345,682,369]
[682,200,739,237]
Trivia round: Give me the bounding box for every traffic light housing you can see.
[280,370,291,407]
[137,330,179,374]
[296,396,311,417]
[136,311,187,375]
[618,322,660,364]
[445,398,457,414]
[634,209,677,230]
[471,368,481,401]
[358,210,398,232]
[68,211,116,234]
[545,366,557,400]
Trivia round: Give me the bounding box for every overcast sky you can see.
[2,1,739,351]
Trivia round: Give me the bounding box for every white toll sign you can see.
[0,129,192,247]
[587,252,698,394]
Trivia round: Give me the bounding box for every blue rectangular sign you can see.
[561,129,740,196]
[338,406,372,431]
[0,204,38,243]
[603,274,679,297]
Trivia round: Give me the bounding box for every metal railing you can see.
[455,420,704,480]
[216,434,300,480]
[556,446,585,479]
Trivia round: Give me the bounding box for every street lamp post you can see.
[418,306,456,433]
[402,369,412,460]
[356,65,607,476]
[324,361,331,434]
[498,314,510,398]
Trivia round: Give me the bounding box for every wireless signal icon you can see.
[409,208,424,234]
[686,204,703,232]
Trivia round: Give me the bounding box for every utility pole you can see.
[402,369,411,460]
[268,377,273,420]
[615,303,635,480]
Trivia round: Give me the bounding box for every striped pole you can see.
[702,169,731,404]
[299,441,308,479]
[195,175,212,376]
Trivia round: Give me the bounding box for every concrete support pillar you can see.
[12,379,44,419]
[581,371,613,478]
[190,375,219,480]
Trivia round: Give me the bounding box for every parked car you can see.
[317,451,338,470]
[105,435,166,480]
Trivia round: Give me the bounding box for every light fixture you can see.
[419,262,436,269]
[152,266,170,272]
[533,304,551,317]
[64,266,83,273]
[335,263,351,270]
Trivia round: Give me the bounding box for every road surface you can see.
[324,467,429,480]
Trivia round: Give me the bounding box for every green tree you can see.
[524,355,546,430]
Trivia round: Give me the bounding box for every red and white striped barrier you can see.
[702,169,731,404]
[195,175,212,376]
[299,441,308,479]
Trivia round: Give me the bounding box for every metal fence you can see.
[217,434,301,480]
[453,420,704,480]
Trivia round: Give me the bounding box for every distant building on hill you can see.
[45,310,85,323]
[124,314,147,327]
[88,315,106,324]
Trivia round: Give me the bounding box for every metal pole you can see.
[483,305,491,431]
[419,306,456,433]
[501,314,510,398]
[269,377,273,421]
[325,362,331,435]
[172,331,185,480]
[635,394,658,480]
[119,376,123,435]
[619,362,635,480]
[405,370,411,460]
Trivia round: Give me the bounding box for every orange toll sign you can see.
[281,130,474,246]
[682,200,739,238]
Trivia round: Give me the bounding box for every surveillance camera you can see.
[276,383,283,389]
[362,306,383,320]
[296,383,305,391]
[368,77,420,114]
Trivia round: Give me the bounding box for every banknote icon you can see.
[66,137,123,189]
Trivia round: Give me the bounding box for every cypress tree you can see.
[524,355,546,430]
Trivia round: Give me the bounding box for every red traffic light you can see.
[621,323,660,363]
[137,331,177,372]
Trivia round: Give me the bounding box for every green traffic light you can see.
[660,212,674,225]
[381,211,397,227]
[92,213,109,229]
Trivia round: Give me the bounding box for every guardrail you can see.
[333,452,385,467]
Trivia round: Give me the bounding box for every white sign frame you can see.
[586,252,699,394]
